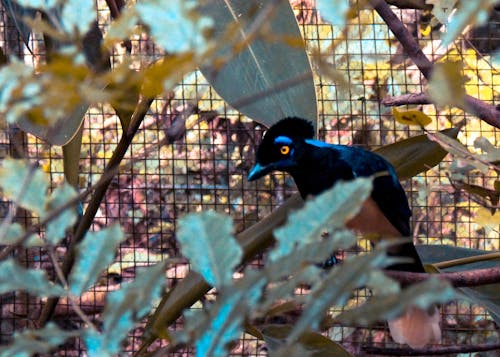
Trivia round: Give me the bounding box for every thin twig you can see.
[369,0,500,128]
[47,246,96,329]
[38,96,155,326]
[363,342,500,355]
[385,266,500,287]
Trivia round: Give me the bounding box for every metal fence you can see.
[0,0,498,355]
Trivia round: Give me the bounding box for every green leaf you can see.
[0,259,65,297]
[261,232,356,315]
[143,195,303,348]
[104,8,137,47]
[0,60,35,123]
[428,0,457,25]
[266,233,353,281]
[12,0,95,36]
[365,270,400,296]
[179,272,267,357]
[271,178,371,261]
[44,182,78,245]
[0,323,77,357]
[261,325,354,357]
[374,125,462,180]
[69,223,125,296]
[417,244,500,326]
[260,265,321,313]
[0,158,49,216]
[199,0,317,130]
[0,222,41,247]
[337,277,455,326]
[0,222,25,245]
[7,52,101,146]
[15,94,89,146]
[14,0,58,8]
[60,0,96,35]
[14,6,107,146]
[177,211,242,288]
[441,0,497,47]
[135,0,214,54]
[83,261,167,357]
[427,61,466,108]
[316,0,350,28]
[428,130,493,174]
[287,246,393,342]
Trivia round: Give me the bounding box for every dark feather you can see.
[250,117,423,272]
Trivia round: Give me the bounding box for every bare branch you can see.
[385,266,500,287]
[381,93,431,107]
[363,342,500,355]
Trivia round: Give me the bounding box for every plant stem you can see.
[385,266,500,287]
[37,96,154,327]
[137,193,303,355]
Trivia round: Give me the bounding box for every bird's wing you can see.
[336,146,412,236]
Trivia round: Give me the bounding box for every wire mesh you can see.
[0,0,499,355]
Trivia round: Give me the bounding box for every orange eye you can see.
[280,145,290,155]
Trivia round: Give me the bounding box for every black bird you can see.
[248,117,440,348]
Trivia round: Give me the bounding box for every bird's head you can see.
[248,117,315,181]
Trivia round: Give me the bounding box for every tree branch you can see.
[381,92,431,106]
[37,96,155,327]
[363,342,500,355]
[385,266,500,287]
[369,0,500,128]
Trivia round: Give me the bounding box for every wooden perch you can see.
[385,266,500,287]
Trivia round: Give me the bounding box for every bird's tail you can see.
[388,306,441,349]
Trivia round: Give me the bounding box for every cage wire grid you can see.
[0,0,499,355]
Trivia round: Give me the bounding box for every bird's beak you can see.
[247,162,273,181]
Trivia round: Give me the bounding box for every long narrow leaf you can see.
[200,0,317,129]
[374,125,462,180]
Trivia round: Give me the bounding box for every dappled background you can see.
[0,0,499,355]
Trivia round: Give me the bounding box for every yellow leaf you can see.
[428,61,467,107]
[392,108,432,127]
[475,207,500,227]
[420,24,432,37]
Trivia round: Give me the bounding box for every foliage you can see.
[0,0,498,355]
[172,180,455,356]
[177,211,242,288]
[0,160,169,355]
